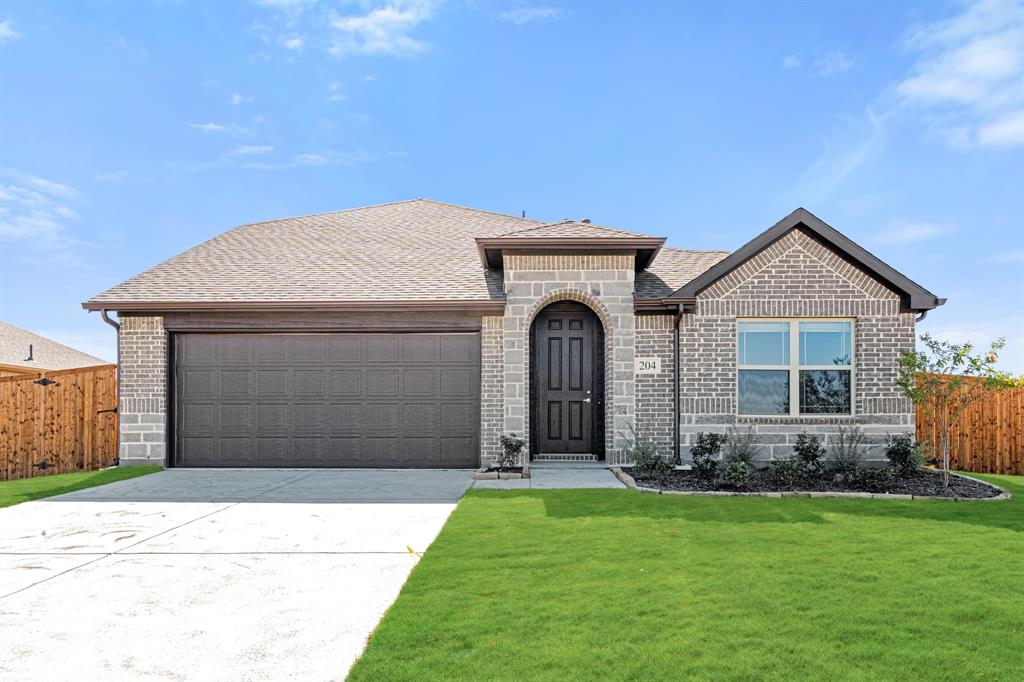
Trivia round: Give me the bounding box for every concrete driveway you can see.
[0,468,474,681]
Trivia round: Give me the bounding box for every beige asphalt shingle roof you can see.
[0,321,109,371]
[86,198,729,306]
[500,220,649,238]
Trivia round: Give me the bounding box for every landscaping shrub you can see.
[690,432,726,482]
[767,457,806,487]
[885,433,923,478]
[496,433,526,468]
[723,427,761,465]
[718,461,752,489]
[849,466,896,493]
[627,427,672,477]
[793,432,826,473]
[830,425,866,474]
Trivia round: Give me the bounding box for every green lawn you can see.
[0,466,161,508]
[349,473,1023,681]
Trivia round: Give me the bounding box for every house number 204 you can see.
[635,357,660,374]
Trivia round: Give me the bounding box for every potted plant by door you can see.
[475,433,530,479]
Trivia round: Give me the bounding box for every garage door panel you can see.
[256,370,288,396]
[403,369,438,396]
[329,370,362,396]
[293,370,326,396]
[366,370,399,396]
[366,335,399,363]
[175,333,479,468]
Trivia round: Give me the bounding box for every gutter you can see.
[673,305,682,464]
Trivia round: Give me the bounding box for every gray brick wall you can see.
[480,315,504,465]
[118,315,167,466]
[634,314,676,459]
[679,229,915,464]
[500,252,636,464]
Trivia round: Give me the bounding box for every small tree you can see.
[897,334,1021,487]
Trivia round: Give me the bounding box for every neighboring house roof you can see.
[0,321,109,372]
[670,207,945,311]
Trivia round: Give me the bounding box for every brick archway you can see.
[523,289,615,459]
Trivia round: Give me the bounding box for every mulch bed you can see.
[628,467,1003,499]
[483,466,525,474]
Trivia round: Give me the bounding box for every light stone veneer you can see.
[499,252,636,465]
[118,315,168,466]
[678,229,916,463]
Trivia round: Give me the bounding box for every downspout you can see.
[98,310,121,462]
[915,310,928,322]
[673,305,682,464]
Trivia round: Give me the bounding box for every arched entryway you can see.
[528,301,606,459]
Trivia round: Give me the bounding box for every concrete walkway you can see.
[472,461,625,489]
[0,469,474,682]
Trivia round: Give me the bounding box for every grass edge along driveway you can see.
[0,466,161,508]
[349,473,1024,681]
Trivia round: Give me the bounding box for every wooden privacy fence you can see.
[915,376,1024,476]
[0,365,118,481]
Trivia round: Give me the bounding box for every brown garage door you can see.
[172,333,480,468]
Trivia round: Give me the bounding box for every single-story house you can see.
[83,199,944,468]
[0,321,110,377]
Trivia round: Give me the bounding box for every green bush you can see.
[718,461,752,489]
[723,427,761,465]
[767,457,806,488]
[627,427,672,477]
[793,432,826,473]
[690,432,726,482]
[830,425,866,474]
[849,466,896,492]
[496,433,526,468]
[885,433,923,478]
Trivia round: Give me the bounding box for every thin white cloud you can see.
[94,171,129,183]
[782,54,801,69]
[25,175,79,199]
[787,108,889,205]
[0,172,92,266]
[976,111,1024,147]
[362,74,376,81]
[0,19,19,44]
[191,122,226,133]
[279,33,304,50]
[499,6,564,25]
[327,81,346,101]
[982,248,1024,264]
[230,144,274,155]
[190,121,252,135]
[328,1,435,57]
[813,51,853,76]
[228,93,252,105]
[873,221,953,245]
[895,0,1024,149]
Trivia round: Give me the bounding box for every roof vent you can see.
[581,218,591,224]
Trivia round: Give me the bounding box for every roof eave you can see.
[667,208,945,312]
[81,299,507,314]
[474,236,666,271]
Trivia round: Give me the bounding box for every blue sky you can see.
[1,0,1022,373]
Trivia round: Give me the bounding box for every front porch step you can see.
[533,454,598,462]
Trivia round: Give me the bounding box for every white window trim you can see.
[736,318,855,417]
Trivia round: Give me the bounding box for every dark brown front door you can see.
[533,303,599,454]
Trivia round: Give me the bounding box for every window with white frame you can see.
[737,320,853,416]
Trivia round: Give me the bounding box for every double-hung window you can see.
[737,320,853,416]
